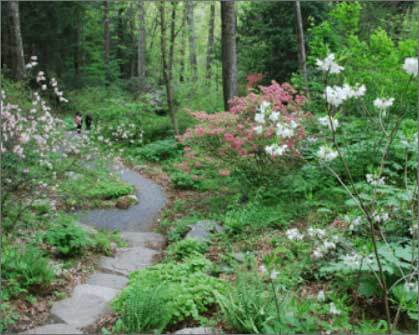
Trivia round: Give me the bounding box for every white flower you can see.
[30,56,38,61]
[307,136,318,143]
[341,252,363,268]
[312,248,324,259]
[265,144,288,157]
[259,265,267,273]
[276,123,294,138]
[373,97,394,110]
[254,125,263,135]
[316,54,344,74]
[352,84,366,97]
[402,57,418,77]
[258,101,271,114]
[366,174,385,186]
[41,84,47,91]
[270,270,279,280]
[285,228,304,241]
[318,116,339,131]
[25,63,33,69]
[329,303,341,315]
[317,146,338,161]
[269,111,280,122]
[324,86,347,107]
[255,113,265,124]
[317,290,326,302]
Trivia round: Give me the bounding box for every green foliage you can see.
[166,238,208,261]
[112,285,172,334]
[91,230,126,256]
[113,256,225,328]
[42,215,91,257]
[133,139,183,162]
[169,170,202,190]
[1,244,55,299]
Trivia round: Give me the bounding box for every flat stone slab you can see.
[50,284,118,328]
[175,327,216,334]
[86,272,128,290]
[186,220,224,242]
[22,323,82,334]
[120,231,166,249]
[100,246,159,276]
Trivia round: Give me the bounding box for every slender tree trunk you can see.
[221,0,237,110]
[179,6,187,82]
[103,0,111,85]
[186,0,198,81]
[8,1,25,80]
[206,2,216,80]
[138,0,146,86]
[294,1,309,96]
[117,7,125,78]
[159,1,178,136]
[169,2,177,72]
[129,2,136,78]
[74,10,81,77]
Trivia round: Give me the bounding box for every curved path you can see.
[80,161,167,232]
[24,159,167,335]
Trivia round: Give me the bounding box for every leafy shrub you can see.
[1,244,55,298]
[112,285,171,334]
[91,230,126,256]
[169,170,201,190]
[166,238,208,261]
[113,256,225,327]
[42,216,91,257]
[134,139,183,162]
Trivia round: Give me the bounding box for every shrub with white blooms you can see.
[317,145,338,161]
[316,53,344,74]
[402,57,418,77]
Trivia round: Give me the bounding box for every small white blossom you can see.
[329,303,341,315]
[276,123,294,138]
[255,113,265,124]
[402,57,418,77]
[269,111,280,122]
[258,101,271,114]
[286,228,304,241]
[318,116,339,131]
[316,54,344,74]
[373,97,394,110]
[366,174,385,186]
[265,144,288,157]
[317,290,326,302]
[270,270,279,280]
[254,125,263,135]
[317,146,338,161]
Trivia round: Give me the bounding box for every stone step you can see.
[86,272,128,290]
[22,323,82,334]
[50,284,118,328]
[120,231,166,249]
[175,327,216,334]
[100,246,159,276]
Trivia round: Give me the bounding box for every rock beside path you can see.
[175,327,217,334]
[115,194,138,209]
[186,220,223,242]
[100,246,159,276]
[120,231,166,249]
[50,284,118,328]
[22,323,82,334]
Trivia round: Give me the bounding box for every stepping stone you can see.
[185,220,224,242]
[120,232,166,249]
[100,247,159,276]
[175,327,216,334]
[22,323,82,334]
[86,272,128,290]
[50,284,118,328]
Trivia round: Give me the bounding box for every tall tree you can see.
[179,5,187,82]
[186,0,198,81]
[137,0,146,86]
[221,0,237,110]
[116,6,125,78]
[294,0,309,96]
[206,2,216,80]
[103,0,111,85]
[8,1,25,80]
[159,1,178,135]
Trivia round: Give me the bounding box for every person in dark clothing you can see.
[85,114,93,131]
[74,112,82,134]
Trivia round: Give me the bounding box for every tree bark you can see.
[294,0,309,96]
[117,6,125,78]
[159,1,179,136]
[206,2,216,80]
[179,5,187,82]
[103,0,111,85]
[169,2,177,73]
[8,1,25,80]
[221,0,237,111]
[186,0,198,81]
[138,0,146,86]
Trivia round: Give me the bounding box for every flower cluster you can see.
[323,83,366,107]
[25,55,38,69]
[94,121,144,146]
[316,54,344,74]
[402,57,418,77]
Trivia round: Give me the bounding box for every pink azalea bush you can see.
[177,81,309,183]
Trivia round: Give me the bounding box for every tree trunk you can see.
[186,0,198,81]
[8,1,25,80]
[179,6,187,82]
[169,2,177,73]
[206,2,216,80]
[159,1,179,136]
[103,0,111,85]
[117,7,125,78]
[221,0,237,111]
[138,0,146,86]
[294,0,309,96]
[74,10,81,77]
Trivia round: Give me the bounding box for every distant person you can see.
[74,112,82,134]
[85,114,93,131]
